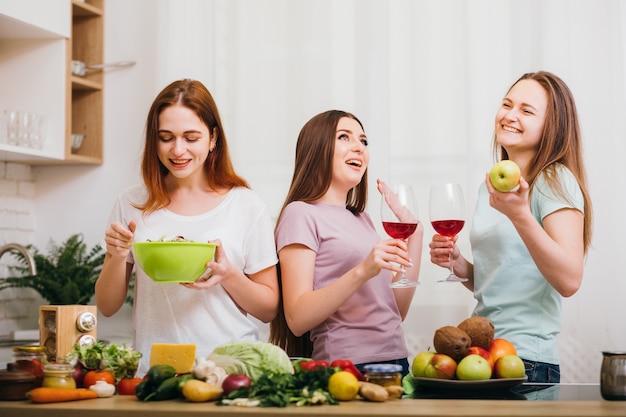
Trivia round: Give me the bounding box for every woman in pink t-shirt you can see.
[270,110,423,375]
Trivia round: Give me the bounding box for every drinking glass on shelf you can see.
[429,183,466,283]
[381,184,420,288]
[5,110,19,146]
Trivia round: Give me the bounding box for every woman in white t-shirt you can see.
[269,110,423,375]
[95,79,279,377]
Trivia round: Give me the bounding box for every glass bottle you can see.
[12,345,46,386]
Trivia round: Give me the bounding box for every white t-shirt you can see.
[106,185,278,376]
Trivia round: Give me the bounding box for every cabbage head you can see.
[207,341,294,381]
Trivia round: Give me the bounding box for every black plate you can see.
[413,376,528,392]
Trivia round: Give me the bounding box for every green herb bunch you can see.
[1,234,104,305]
[220,366,339,407]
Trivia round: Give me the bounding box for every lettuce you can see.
[207,341,294,381]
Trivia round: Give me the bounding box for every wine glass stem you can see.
[447,236,455,276]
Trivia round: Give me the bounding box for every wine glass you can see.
[429,183,467,283]
[381,184,420,288]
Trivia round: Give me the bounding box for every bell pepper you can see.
[330,359,365,381]
[298,359,330,372]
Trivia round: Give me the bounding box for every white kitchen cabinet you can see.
[0,0,104,165]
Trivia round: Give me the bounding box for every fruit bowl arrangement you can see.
[132,241,218,283]
[411,317,527,390]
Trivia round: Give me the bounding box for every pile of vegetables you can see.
[69,340,142,384]
[28,339,405,406]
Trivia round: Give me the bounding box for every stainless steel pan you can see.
[71,60,135,77]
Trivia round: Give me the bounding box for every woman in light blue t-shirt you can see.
[429,71,593,383]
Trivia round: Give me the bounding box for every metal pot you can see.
[601,351,626,400]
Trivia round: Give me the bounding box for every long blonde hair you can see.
[494,71,592,252]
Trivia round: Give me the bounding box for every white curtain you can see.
[152,0,626,383]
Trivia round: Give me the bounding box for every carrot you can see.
[27,387,99,403]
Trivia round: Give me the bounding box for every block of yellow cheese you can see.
[150,343,197,374]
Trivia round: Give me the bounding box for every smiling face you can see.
[157,104,216,182]
[495,79,548,158]
[331,116,369,193]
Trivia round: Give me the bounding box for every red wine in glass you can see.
[431,220,465,237]
[429,183,467,283]
[380,184,419,288]
[382,222,418,240]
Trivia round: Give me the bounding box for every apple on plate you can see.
[494,354,526,379]
[424,353,457,380]
[488,338,517,364]
[456,354,492,380]
[466,346,494,372]
[489,160,521,192]
[412,351,436,377]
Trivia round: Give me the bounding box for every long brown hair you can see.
[137,79,248,214]
[494,71,593,252]
[269,110,367,357]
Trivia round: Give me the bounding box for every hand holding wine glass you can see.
[429,183,466,283]
[381,183,419,288]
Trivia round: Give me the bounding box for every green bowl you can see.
[132,241,218,283]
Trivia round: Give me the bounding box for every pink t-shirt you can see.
[275,201,408,365]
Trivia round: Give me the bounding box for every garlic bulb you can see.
[89,380,116,397]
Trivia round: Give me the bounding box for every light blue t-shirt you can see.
[470,165,584,364]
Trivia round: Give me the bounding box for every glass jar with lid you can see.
[76,311,97,332]
[42,363,77,389]
[363,363,403,387]
[11,346,46,386]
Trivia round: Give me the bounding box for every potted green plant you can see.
[0,234,105,305]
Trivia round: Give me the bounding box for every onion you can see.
[221,374,251,395]
[73,365,86,388]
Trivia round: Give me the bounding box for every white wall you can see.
[0,0,622,383]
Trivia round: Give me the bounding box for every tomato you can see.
[83,370,115,388]
[117,377,143,395]
[299,360,329,371]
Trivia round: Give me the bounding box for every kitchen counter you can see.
[2,384,626,417]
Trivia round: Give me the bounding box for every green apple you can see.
[456,354,492,380]
[494,354,526,378]
[489,160,521,192]
[466,346,494,371]
[411,351,436,377]
[424,353,457,379]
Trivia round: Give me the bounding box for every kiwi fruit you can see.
[457,316,495,350]
[433,326,471,361]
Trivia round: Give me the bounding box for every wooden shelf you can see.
[67,0,104,164]
[0,0,104,165]
[72,0,102,17]
[71,75,103,91]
